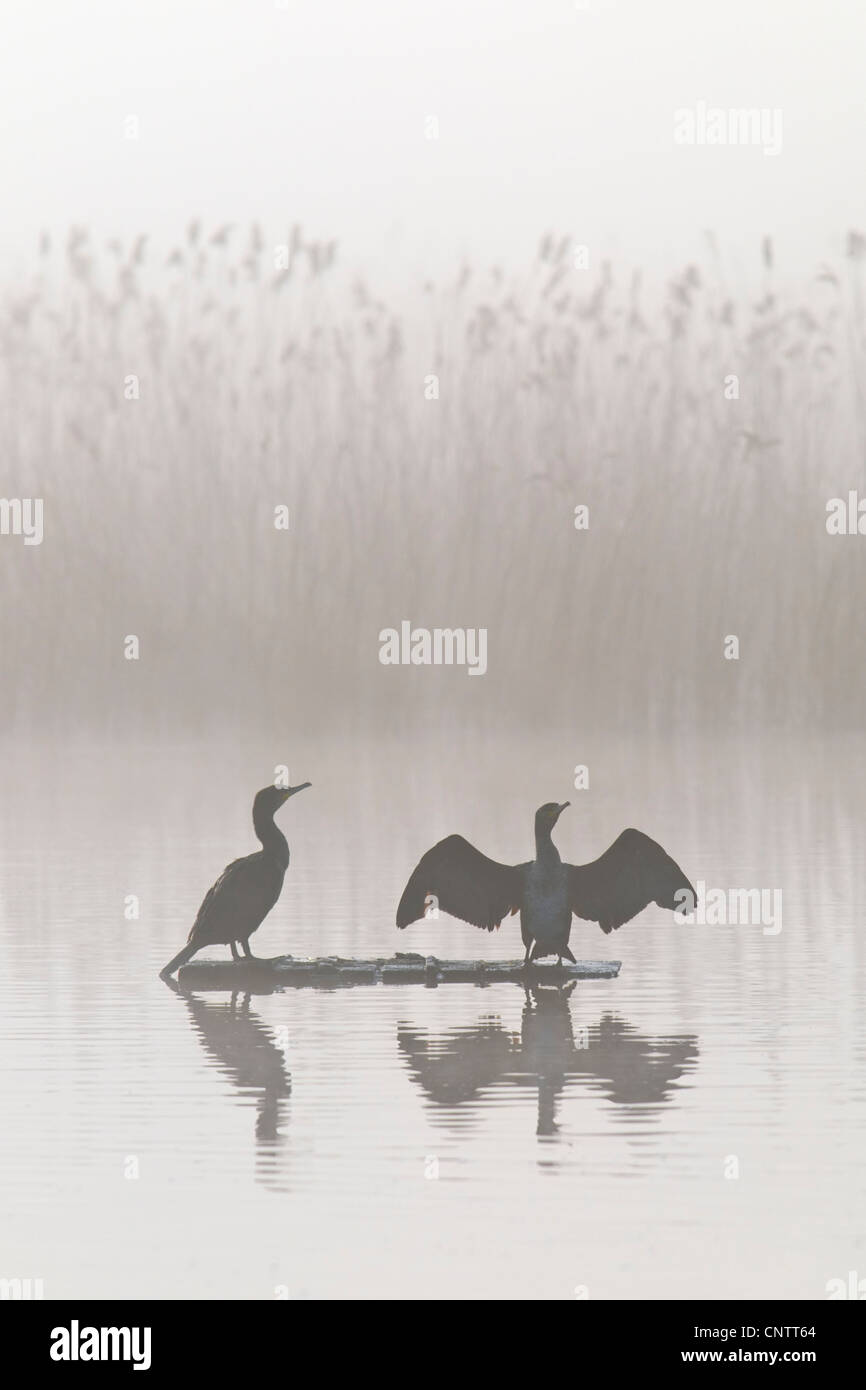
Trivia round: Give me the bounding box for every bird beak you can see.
[285,781,312,798]
[558,801,570,814]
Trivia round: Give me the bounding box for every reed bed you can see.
[1,223,864,741]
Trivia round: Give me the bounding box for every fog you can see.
[2,1,865,281]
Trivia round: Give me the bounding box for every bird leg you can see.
[523,942,533,967]
[241,939,256,960]
[230,941,241,962]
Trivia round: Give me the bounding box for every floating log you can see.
[175,952,621,992]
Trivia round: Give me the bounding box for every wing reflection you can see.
[398,984,699,1137]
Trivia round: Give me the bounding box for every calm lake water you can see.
[1,732,864,1300]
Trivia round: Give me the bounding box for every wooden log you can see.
[175,952,621,992]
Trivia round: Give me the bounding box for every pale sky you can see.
[1,0,864,281]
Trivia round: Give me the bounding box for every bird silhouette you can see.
[160,782,310,977]
[397,802,695,964]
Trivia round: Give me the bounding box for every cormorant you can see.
[396,802,695,964]
[159,782,311,978]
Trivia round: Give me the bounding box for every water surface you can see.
[1,733,863,1299]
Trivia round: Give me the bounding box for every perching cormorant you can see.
[159,782,311,978]
[396,802,695,964]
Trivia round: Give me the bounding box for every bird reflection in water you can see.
[398,984,698,1138]
[164,978,291,1187]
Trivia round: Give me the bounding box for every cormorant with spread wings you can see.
[396,802,695,964]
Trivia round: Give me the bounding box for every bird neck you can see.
[253,808,290,868]
[535,825,560,865]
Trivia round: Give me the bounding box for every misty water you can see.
[1,732,863,1300]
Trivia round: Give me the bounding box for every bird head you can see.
[535,801,570,832]
[254,781,312,818]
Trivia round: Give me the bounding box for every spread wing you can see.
[396,835,523,931]
[568,829,695,934]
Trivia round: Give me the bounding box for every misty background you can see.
[2,2,866,746]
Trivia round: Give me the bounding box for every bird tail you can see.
[529,942,577,964]
[159,942,197,979]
